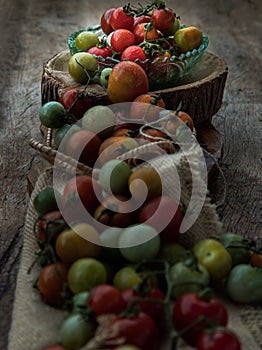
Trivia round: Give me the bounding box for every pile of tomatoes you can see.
[32,157,262,350]
[66,0,205,96]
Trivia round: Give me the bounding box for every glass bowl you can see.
[67,27,209,91]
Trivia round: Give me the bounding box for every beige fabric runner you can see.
[8,161,261,350]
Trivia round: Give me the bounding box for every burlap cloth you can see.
[8,150,262,350]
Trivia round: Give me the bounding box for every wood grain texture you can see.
[0,0,261,349]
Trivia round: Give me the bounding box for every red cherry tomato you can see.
[139,196,183,243]
[100,8,116,35]
[121,45,148,68]
[122,287,165,326]
[133,23,159,44]
[65,129,102,167]
[151,8,175,33]
[88,45,113,59]
[110,7,134,31]
[108,312,159,350]
[111,29,136,53]
[89,284,126,316]
[172,293,228,347]
[38,263,68,307]
[62,175,102,224]
[132,15,152,29]
[59,89,92,120]
[197,329,242,350]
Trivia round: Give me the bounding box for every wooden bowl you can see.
[41,50,228,125]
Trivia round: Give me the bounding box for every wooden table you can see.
[0,0,261,349]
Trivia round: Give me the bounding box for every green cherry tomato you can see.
[193,239,232,280]
[226,264,262,304]
[219,233,251,267]
[60,313,95,350]
[75,31,99,51]
[82,105,116,139]
[54,123,81,148]
[68,258,107,294]
[100,227,125,264]
[113,266,142,291]
[68,52,99,84]
[39,101,67,129]
[99,159,132,195]
[119,224,160,263]
[71,291,90,314]
[33,187,58,216]
[170,261,210,299]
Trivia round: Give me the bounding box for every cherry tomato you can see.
[139,196,183,243]
[122,287,165,326]
[175,26,203,53]
[138,127,168,142]
[128,166,162,201]
[62,175,102,223]
[75,31,99,52]
[172,292,228,346]
[152,8,175,33]
[250,252,262,267]
[119,224,160,263]
[68,258,107,294]
[88,45,113,59]
[59,89,92,120]
[107,312,159,350]
[33,187,58,216]
[55,223,101,265]
[164,110,194,133]
[93,195,137,228]
[133,23,159,44]
[89,284,125,316]
[111,29,136,53]
[110,7,134,31]
[37,210,65,245]
[121,46,148,67]
[38,263,68,307]
[60,313,95,350]
[98,159,132,196]
[54,124,81,149]
[132,15,151,29]
[39,101,66,129]
[193,239,232,280]
[65,129,102,167]
[68,52,99,83]
[130,93,166,122]
[98,135,139,165]
[197,329,242,350]
[101,8,116,35]
[113,266,142,292]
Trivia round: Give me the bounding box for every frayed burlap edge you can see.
[8,160,261,350]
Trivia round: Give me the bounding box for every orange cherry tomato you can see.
[130,93,166,122]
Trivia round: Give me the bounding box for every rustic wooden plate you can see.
[41,50,228,125]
